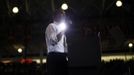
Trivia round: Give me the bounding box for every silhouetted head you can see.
[53,9,65,23]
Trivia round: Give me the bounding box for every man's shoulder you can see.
[46,22,56,31]
[46,23,53,29]
[48,22,55,27]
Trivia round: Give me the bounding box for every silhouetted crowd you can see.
[100,59,134,75]
[0,59,134,75]
[0,62,46,75]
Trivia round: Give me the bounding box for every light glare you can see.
[101,55,134,62]
[116,0,122,7]
[36,59,41,64]
[128,43,133,48]
[59,22,67,31]
[12,7,19,14]
[18,48,23,53]
[43,59,47,63]
[61,3,68,10]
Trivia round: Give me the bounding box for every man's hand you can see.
[57,32,64,41]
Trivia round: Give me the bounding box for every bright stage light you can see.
[18,48,23,53]
[128,43,133,48]
[116,0,122,7]
[36,59,41,64]
[61,3,68,10]
[43,59,47,63]
[12,7,19,14]
[58,22,67,31]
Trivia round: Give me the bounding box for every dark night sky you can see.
[0,0,134,57]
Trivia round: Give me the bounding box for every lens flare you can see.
[59,22,67,31]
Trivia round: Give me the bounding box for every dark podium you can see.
[68,32,101,75]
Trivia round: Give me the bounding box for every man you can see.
[45,10,68,75]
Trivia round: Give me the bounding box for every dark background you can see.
[0,0,134,58]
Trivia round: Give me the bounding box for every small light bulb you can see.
[18,48,23,53]
[116,0,122,7]
[61,3,68,10]
[12,7,19,14]
[128,43,133,48]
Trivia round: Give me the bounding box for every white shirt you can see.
[45,22,68,53]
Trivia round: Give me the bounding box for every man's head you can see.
[53,9,65,23]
